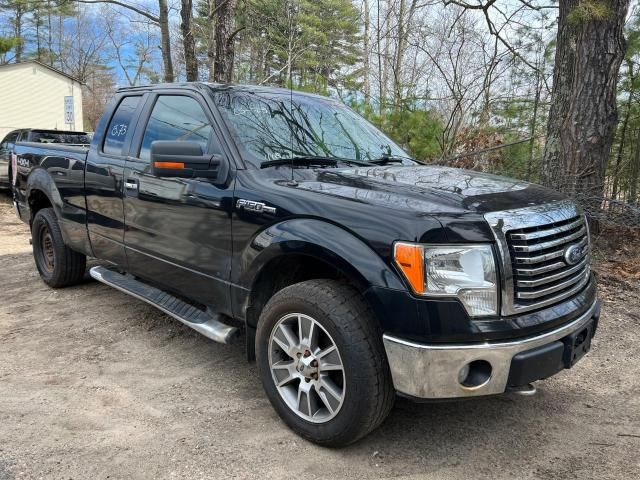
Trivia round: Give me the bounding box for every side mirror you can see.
[150,140,222,179]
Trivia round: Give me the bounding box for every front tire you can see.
[32,208,86,288]
[256,279,395,447]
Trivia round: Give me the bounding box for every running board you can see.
[89,266,238,344]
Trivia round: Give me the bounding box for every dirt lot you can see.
[0,193,639,480]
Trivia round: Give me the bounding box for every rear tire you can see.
[32,208,86,288]
[256,279,395,447]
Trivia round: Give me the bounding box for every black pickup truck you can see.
[11,83,599,446]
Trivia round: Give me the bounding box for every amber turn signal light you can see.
[153,161,185,169]
[394,242,425,294]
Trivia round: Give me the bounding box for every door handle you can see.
[124,179,138,190]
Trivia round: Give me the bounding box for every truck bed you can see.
[12,141,91,256]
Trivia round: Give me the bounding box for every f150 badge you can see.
[236,199,276,215]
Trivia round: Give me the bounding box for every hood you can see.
[293,165,565,214]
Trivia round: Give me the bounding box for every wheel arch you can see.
[25,169,63,225]
[25,168,92,256]
[237,218,404,359]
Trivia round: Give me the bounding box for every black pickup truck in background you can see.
[0,129,90,188]
[10,83,599,446]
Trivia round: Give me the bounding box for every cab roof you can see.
[116,82,336,102]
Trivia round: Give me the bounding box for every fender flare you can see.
[238,218,405,294]
[25,168,65,221]
[24,168,88,253]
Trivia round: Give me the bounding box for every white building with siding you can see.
[0,61,84,140]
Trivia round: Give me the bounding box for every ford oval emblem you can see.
[564,244,584,266]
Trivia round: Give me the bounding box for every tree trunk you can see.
[629,128,640,204]
[158,0,174,82]
[34,7,41,61]
[392,0,405,111]
[392,0,418,111]
[611,60,634,199]
[58,14,63,70]
[180,0,198,81]
[526,57,543,181]
[381,31,390,113]
[75,0,174,81]
[541,0,629,210]
[14,4,25,62]
[213,0,238,83]
[47,0,53,65]
[376,0,387,113]
[363,0,370,108]
[207,0,216,80]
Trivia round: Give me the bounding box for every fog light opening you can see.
[459,360,492,389]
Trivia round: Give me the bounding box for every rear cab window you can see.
[103,96,141,156]
[1,131,20,148]
[29,131,91,145]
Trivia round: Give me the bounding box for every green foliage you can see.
[499,134,543,182]
[607,13,640,203]
[227,0,361,90]
[0,36,19,57]
[567,1,613,25]
[298,0,361,91]
[351,101,443,161]
[626,13,640,65]
[0,0,78,63]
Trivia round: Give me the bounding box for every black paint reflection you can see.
[211,87,407,166]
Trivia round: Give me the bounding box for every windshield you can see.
[210,88,408,167]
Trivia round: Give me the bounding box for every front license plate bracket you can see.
[562,318,596,367]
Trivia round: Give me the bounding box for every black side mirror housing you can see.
[150,140,223,179]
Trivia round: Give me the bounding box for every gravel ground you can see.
[1,192,639,480]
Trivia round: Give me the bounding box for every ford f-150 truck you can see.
[11,83,599,446]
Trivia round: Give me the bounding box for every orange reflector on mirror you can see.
[394,243,425,294]
[154,161,185,169]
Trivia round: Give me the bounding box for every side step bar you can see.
[89,266,238,344]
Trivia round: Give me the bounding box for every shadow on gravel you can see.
[343,391,554,466]
[0,461,14,480]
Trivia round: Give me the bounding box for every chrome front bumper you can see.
[382,300,599,399]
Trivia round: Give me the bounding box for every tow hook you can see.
[507,383,537,396]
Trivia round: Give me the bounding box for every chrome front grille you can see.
[507,215,590,307]
[484,200,592,316]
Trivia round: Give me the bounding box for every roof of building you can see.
[0,60,83,84]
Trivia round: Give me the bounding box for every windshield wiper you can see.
[260,155,376,169]
[367,154,412,165]
[259,154,407,169]
[260,155,339,169]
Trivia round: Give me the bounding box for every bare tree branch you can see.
[74,0,159,23]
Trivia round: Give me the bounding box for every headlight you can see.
[393,242,498,317]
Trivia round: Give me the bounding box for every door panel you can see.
[86,95,144,266]
[123,93,233,312]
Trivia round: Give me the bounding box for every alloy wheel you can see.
[268,313,346,423]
